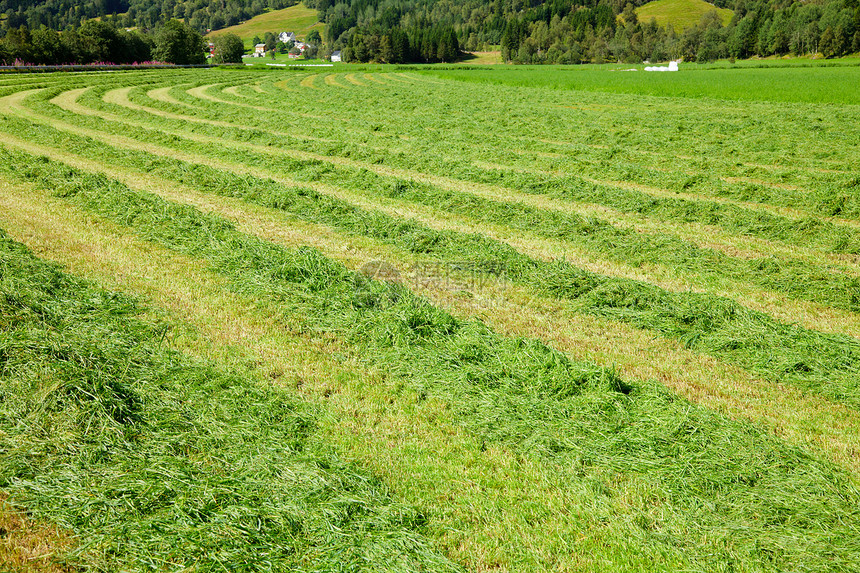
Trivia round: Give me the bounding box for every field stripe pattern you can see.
[1,66,860,572]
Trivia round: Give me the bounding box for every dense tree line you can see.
[2,0,858,64]
[311,0,859,63]
[342,25,459,62]
[0,18,206,64]
[0,0,297,35]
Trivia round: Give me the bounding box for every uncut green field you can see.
[1,64,860,572]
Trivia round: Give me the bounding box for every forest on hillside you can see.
[0,18,209,65]
[1,0,858,64]
[0,0,297,33]
[312,0,860,63]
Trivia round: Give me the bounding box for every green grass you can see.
[4,129,860,410]
[25,83,859,317]
[635,0,733,31]
[207,2,324,47]
[53,82,860,251]
[2,65,860,570]
[27,95,860,316]
[0,229,457,571]
[106,79,859,225]
[3,79,860,410]
[5,152,860,570]
[426,64,860,105]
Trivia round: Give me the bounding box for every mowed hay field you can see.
[1,63,860,571]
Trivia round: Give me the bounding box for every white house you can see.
[279,31,296,44]
[331,50,342,62]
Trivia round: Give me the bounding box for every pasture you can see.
[206,2,324,46]
[634,0,733,30]
[1,63,859,571]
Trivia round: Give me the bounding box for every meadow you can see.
[430,60,860,104]
[0,62,859,571]
[634,0,734,31]
[206,2,324,47]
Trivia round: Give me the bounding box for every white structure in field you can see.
[254,43,266,56]
[331,51,342,62]
[644,60,679,72]
[279,32,296,44]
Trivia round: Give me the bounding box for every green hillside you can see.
[207,2,323,45]
[636,0,734,30]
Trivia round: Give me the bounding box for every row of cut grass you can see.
[16,85,860,318]
[107,81,860,254]
[0,228,457,571]
[155,75,859,214]
[4,141,860,412]
[5,153,860,571]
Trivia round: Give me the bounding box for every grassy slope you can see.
[207,2,323,47]
[459,51,503,64]
[636,0,734,30]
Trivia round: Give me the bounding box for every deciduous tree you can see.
[154,19,206,64]
[212,33,244,63]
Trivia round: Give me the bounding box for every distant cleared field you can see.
[636,0,733,30]
[207,2,323,46]
[431,62,860,105]
[1,64,860,571]
[460,51,503,64]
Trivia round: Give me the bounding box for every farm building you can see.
[254,43,266,56]
[279,31,296,44]
[331,50,342,62]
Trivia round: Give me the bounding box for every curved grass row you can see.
[20,72,851,239]
[165,73,859,209]
[7,92,860,324]
[102,81,860,256]
[0,229,458,572]
[35,72,847,226]
[10,83,860,328]
[3,130,860,412]
[4,151,860,571]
